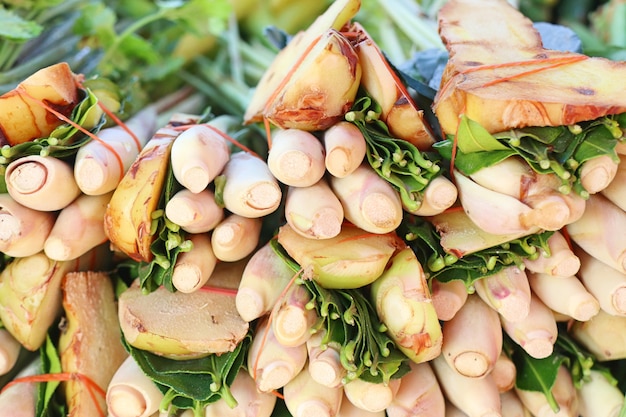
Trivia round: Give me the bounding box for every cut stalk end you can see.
[107,386,148,417]
[453,351,491,378]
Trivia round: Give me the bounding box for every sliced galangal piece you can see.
[433,0,626,135]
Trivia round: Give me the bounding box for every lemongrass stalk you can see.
[500,293,558,359]
[171,232,217,293]
[468,156,532,197]
[445,401,470,417]
[431,278,468,321]
[523,231,581,278]
[492,352,517,393]
[442,294,502,378]
[431,354,501,417]
[386,361,446,417]
[43,192,112,261]
[330,162,403,234]
[0,328,21,376]
[220,151,282,218]
[527,271,599,321]
[0,252,77,351]
[579,154,619,195]
[271,283,318,347]
[323,121,367,178]
[571,308,626,361]
[600,153,626,211]
[520,193,575,231]
[0,193,55,257]
[204,371,276,417]
[282,366,343,417]
[247,317,307,393]
[5,155,81,211]
[74,106,157,195]
[337,392,385,417]
[566,193,626,274]
[235,242,295,322]
[405,175,458,216]
[515,366,579,417]
[370,247,443,363]
[577,369,624,417]
[0,359,39,416]
[306,330,345,388]
[170,124,230,193]
[474,265,532,323]
[210,214,262,262]
[343,378,401,413]
[267,128,326,187]
[500,390,532,417]
[165,188,224,234]
[454,169,536,235]
[576,247,626,316]
[107,356,164,417]
[284,179,344,239]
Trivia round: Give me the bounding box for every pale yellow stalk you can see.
[107,356,164,417]
[566,193,626,274]
[204,371,276,417]
[431,354,501,417]
[323,121,367,178]
[337,392,385,417]
[165,188,224,234]
[500,293,558,359]
[221,152,282,218]
[600,153,626,211]
[0,328,21,376]
[431,279,468,321]
[284,179,344,239]
[43,192,112,261]
[442,294,502,378]
[267,128,326,187]
[0,359,39,417]
[211,214,262,262]
[247,317,307,393]
[283,366,343,417]
[576,247,626,316]
[492,352,517,393]
[5,155,81,211]
[523,231,581,278]
[474,265,531,323]
[500,390,532,417]
[405,175,458,216]
[0,193,56,257]
[571,309,626,360]
[235,242,295,322]
[306,330,345,388]
[170,124,230,193]
[74,106,157,195]
[386,362,446,417]
[171,232,217,293]
[577,369,624,417]
[343,378,401,413]
[528,271,599,321]
[271,283,318,347]
[579,154,619,194]
[330,162,403,234]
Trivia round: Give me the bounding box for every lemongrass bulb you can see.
[579,154,619,195]
[5,155,81,211]
[171,232,217,293]
[267,128,326,187]
[405,175,458,216]
[284,179,344,239]
[474,265,531,323]
[107,356,164,417]
[330,162,402,234]
[323,121,366,178]
[571,309,626,361]
[577,370,624,417]
[516,366,578,417]
[0,193,56,257]
[0,328,21,375]
[441,294,502,378]
[204,371,276,417]
[221,152,282,218]
[74,106,157,195]
[601,153,626,211]
[283,366,343,417]
[211,214,262,262]
[170,124,230,193]
[500,293,558,359]
[500,390,531,417]
[0,359,39,416]
[386,361,445,417]
[576,247,626,316]
[492,353,517,393]
[343,378,401,413]
[527,271,599,321]
[431,279,468,321]
[523,231,581,277]
[337,392,385,417]
[271,283,318,347]
[306,330,344,388]
[165,188,224,234]
[43,192,112,261]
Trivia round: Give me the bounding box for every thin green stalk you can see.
[377,0,444,50]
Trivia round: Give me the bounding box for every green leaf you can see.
[0,8,43,41]
[456,115,509,153]
[36,335,66,417]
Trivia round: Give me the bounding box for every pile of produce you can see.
[1,0,626,416]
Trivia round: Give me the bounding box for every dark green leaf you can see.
[456,115,510,153]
